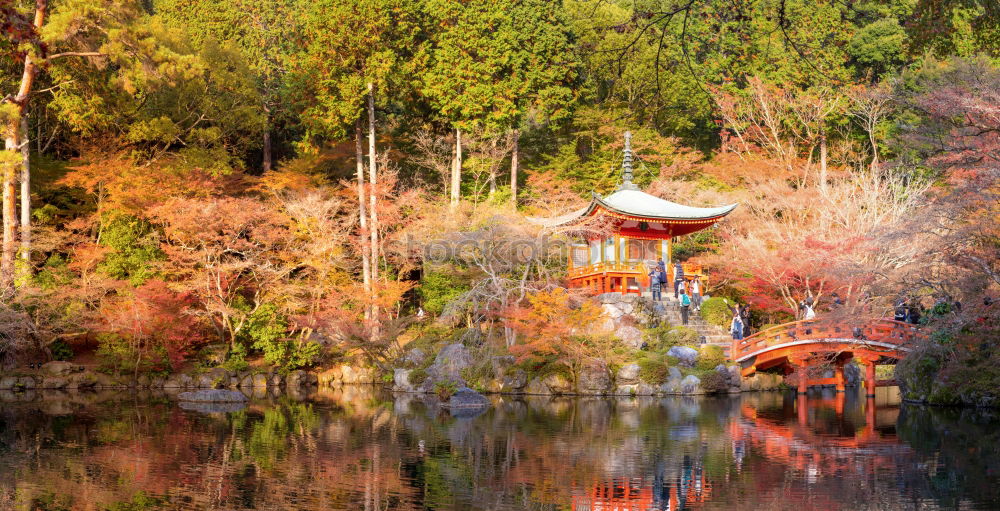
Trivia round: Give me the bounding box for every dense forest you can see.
[0,0,997,403]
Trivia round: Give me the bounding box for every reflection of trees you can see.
[0,388,997,509]
[896,406,1000,507]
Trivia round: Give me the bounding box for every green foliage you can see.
[104,492,166,511]
[671,229,721,261]
[409,367,428,386]
[459,349,496,392]
[98,215,164,285]
[419,269,470,316]
[237,302,320,371]
[699,371,729,394]
[646,325,700,352]
[696,345,727,371]
[25,491,74,511]
[637,356,669,384]
[514,356,573,382]
[95,333,169,376]
[699,297,732,328]
[419,0,580,134]
[434,380,458,400]
[33,254,74,290]
[848,18,908,77]
[222,342,249,373]
[49,340,74,361]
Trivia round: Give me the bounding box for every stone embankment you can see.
[1,344,790,400]
[0,361,322,398]
[390,342,786,396]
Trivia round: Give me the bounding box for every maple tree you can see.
[506,287,609,372]
[96,279,206,372]
[148,196,291,349]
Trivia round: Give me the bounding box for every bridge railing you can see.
[732,318,920,361]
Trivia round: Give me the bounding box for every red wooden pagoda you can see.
[549,132,737,295]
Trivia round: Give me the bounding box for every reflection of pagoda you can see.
[571,469,712,511]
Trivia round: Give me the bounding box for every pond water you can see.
[1,387,999,510]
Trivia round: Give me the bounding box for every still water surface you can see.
[1,386,998,510]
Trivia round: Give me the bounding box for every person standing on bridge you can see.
[679,288,691,324]
[740,304,752,337]
[730,312,744,341]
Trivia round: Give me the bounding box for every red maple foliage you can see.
[98,280,207,371]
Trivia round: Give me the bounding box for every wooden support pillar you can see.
[865,362,876,397]
[834,391,845,416]
[865,395,876,438]
[797,393,808,427]
[789,354,811,394]
[856,353,880,397]
[834,362,846,393]
[667,236,673,268]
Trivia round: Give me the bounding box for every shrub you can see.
[434,380,458,400]
[419,269,470,316]
[696,345,727,371]
[222,343,249,373]
[517,358,574,382]
[637,357,669,384]
[96,333,170,376]
[33,254,74,290]
[645,324,700,352]
[700,297,732,327]
[98,214,164,286]
[700,371,729,393]
[669,326,700,346]
[238,302,318,371]
[49,339,74,361]
[409,367,428,386]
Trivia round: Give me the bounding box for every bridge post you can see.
[834,362,846,393]
[855,353,880,397]
[788,354,811,394]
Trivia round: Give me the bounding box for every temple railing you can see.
[567,261,647,279]
[568,261,709,284]
[731,318,920,362]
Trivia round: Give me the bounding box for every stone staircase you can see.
[645,293,733,358]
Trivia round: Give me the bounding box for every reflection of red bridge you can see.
[733,319,919,395]
[731,394,906,477]
[571,473,712,511]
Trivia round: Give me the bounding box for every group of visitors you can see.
[648,259,754,337]
[894,297,924,325]
[648,259,702,326]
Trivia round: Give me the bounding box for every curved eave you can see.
[527,195,738,229]
[589,193,739,223]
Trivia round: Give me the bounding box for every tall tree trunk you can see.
[510,129,519,205]
[0,0,46,288]
[262,130,272,173]
[355,118,371,310]
[367,83,379,285]
[19,115,30,266]
[2,131,18,288]
[818,128,827,191]
[450,127,461,209]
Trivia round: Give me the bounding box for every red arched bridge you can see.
[732,319,920,396]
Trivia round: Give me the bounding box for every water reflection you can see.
[0,386,997,510]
